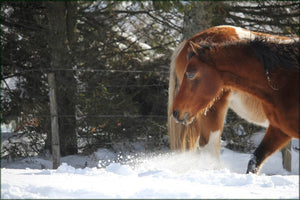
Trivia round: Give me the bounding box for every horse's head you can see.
[172,41,224,125]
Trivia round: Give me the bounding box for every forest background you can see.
[1,1,299,159]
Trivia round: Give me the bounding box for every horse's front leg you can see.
[197,90,231,157]
[246,125,291,174]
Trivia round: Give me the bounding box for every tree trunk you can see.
[48,72,60,169]
[182,2,227,40]
[282,141,292,172]
[46,2,78,156]
[182,2,211,40]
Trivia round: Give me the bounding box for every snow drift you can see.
[1,139,299,199]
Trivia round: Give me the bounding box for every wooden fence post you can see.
[48,72,61,169]
[282,141,292,172]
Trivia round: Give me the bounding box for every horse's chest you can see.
[228,91,268,127]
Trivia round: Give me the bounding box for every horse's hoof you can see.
[246,156,259,174]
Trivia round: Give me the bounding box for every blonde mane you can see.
[168,40,200,150]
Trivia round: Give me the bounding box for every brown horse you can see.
[168,26,299,174]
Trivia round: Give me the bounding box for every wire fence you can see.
[3,68,169,116]
[1,66,170,158]
[2,68,170,80]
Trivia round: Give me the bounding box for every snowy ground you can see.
[1,133,299,199]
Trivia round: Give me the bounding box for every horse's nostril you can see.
[173,110,180,120]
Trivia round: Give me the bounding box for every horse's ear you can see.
[189,41,202,56]
[188,41,214,65]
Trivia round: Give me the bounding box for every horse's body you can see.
[168,26,299,173]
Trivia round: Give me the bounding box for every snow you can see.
[1,137,299,199]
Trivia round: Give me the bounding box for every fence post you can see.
[48,72,61,169]
[282,141,292,172]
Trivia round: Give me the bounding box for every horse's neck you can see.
[212,45,275,105]
[219,70,274,105]
[213,44,264,76]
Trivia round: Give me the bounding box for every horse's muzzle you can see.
[173,110,189,125]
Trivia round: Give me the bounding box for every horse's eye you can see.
[186,72,195,79]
